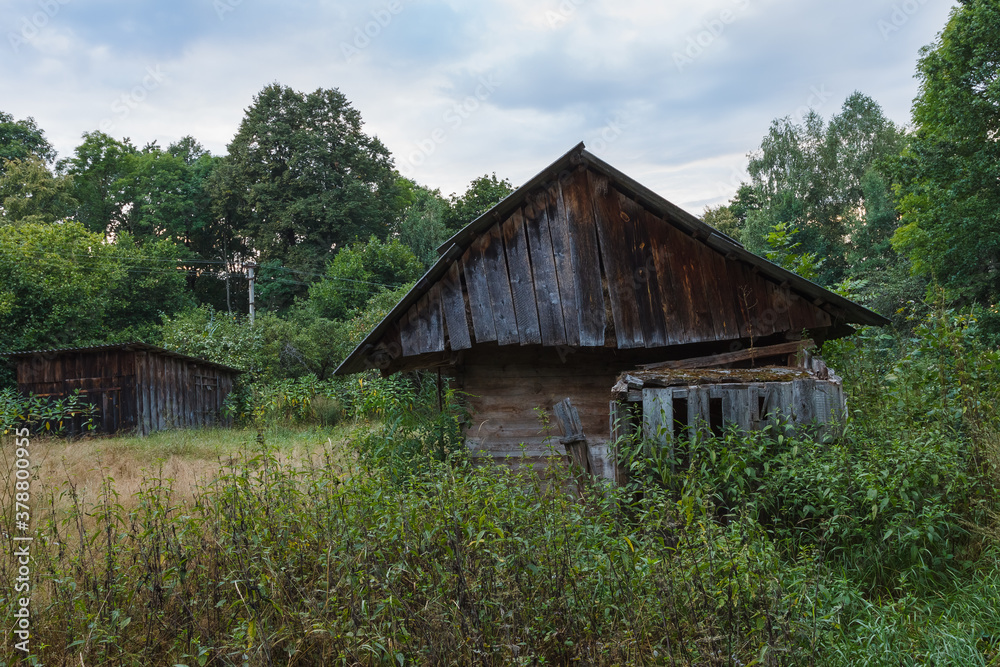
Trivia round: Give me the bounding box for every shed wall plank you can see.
[501,210,542,346]
[545,184,582,347]
[482,224,520,346]
[462,237,499,344]
[440,261,473,351]
[589,173,644,348]
[560,168,606,347]
[524,195,567,346]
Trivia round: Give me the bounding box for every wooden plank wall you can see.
[638,379,844,445]
[15,348,237,435]
[454,348,640,480]
[136,352,236,435]
[16,349,138,434]
[390,165,833,362]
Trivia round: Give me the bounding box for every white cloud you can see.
[0,0,960,209]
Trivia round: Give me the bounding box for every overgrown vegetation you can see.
[0,388,97,435]
[3,303,1000,665]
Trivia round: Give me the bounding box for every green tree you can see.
[0,221,193,353]
[59,132,137,235]
[223,84,400,275]
[0,221,110,351]
[396,177,448,267]
[102,234,196,342]
[0,111,54,173]
[0,156,76,225]
[306,236,423,321]
[441,173,514,233]
[701,204,740,239]
[744,93,906,285]
[892,0,1000,304]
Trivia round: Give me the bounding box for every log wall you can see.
[453,348,639,480]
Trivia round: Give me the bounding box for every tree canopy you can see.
[441,173,514,233]
[891,0,1000,304]
[222,84,401,276]
[738,92,907,285]
[0,111,54,173]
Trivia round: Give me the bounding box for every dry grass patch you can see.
[1,423,360,521]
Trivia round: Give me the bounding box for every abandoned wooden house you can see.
[2,342,241,435]
[335,143,888,480]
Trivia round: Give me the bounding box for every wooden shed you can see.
[2,343,241,435]
[335,144,888,479]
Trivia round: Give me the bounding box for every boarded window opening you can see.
[672,396,690,470]
[672,397,688,439]
[709,397,724,437]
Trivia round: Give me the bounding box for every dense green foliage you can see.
[440,172,514,233]
[220,84,400,283]
[0,221,192,353]
[892,0,1000,305]
[0,388,97,435]
[0,111,54,171]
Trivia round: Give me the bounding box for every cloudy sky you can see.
[2,0,956,211]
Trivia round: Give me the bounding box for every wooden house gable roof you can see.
[335,144,888,376]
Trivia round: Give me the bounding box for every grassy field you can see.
[1,423,360,517]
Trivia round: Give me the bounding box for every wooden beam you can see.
[639,339,815,371]
[552,398,594,493]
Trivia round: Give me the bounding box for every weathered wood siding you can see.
[13,345,237,436]
[15,348,139,434]
[134,351,235,435]
[453,348,639,480]
[380,165,832,369]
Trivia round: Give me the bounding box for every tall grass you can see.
[1,426,827,666]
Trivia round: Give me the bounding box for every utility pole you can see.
[246,262,257,325]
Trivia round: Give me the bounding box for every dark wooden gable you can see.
[336,145,886,376]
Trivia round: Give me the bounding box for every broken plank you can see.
[639,340,816,370]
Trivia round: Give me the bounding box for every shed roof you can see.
[336,143,889,376]
[1,342,244,375]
